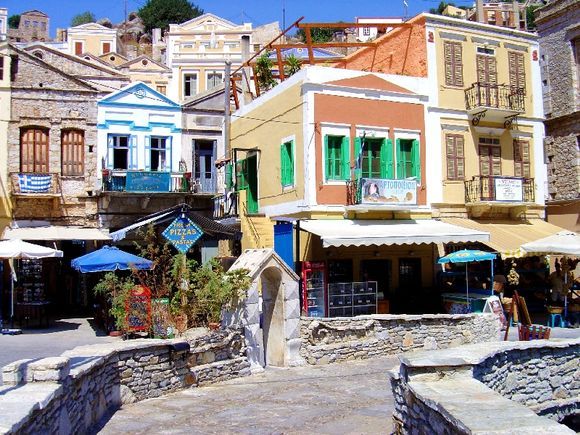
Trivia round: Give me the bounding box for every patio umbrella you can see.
[71,245,153,273]
[0,239,63,332]
[520,231,580,256]
[438,249,497,306]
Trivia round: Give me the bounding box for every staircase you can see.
[238,191,273,249]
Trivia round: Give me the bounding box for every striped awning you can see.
[441,218,568,259]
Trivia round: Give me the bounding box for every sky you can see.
[2,0,474,37]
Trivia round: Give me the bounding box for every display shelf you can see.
[328,281,377,317]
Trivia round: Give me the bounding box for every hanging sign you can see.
[360,178,417,205]
[494,178,523,202]
[162,216,203,253]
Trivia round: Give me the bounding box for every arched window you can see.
[20,127,49,173]
[61,129,85,176]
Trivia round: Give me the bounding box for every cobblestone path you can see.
[99,356,398,434]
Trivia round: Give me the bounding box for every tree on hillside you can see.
[71,11,97,27]
[8,14,20,29]
[296,26,343,44]
[138,0,203,34]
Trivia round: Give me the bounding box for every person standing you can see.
[548,261,565,305]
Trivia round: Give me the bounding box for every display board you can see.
[126,285,151,332]
[483,295,507,329]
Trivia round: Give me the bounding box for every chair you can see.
[518,324,551,341]
[547,313,564,328]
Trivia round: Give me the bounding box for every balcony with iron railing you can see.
[346,178,419,208]
[101,170,218,194]
[465,175,535,204]
[465,83,525,125]
[10,173,61,196]
[213,191,239,220]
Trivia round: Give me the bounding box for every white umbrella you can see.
[520,231,580,256]
[0,240,63,332]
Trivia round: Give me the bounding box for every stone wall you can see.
[0,328,251,434]
[545,113,580,201]
[300,313,500,365]
[389,339,580,434]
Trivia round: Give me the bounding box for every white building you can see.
[0,8,7,41]
[97,82,184,193]
[356,17,403,42]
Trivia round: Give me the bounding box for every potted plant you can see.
[93,272,135,336]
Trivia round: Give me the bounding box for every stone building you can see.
[5,44,104,232]
[536,0,580,231]
[0,8,7,41]
[8,10,50,43]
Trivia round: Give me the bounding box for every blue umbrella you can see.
[71,246,153,273]
[438,249,496,306]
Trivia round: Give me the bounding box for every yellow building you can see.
[0,42,12,230]
[67,22,118,57]
[166,13,253,102]
[116,55,171,95]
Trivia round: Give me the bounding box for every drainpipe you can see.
[224,60,231,160]
[295,220,302,313]
[241,35,251,105]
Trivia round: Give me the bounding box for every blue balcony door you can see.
[194,139,216,193]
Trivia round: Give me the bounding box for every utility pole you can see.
[124,0,128,26]
[282,0,286,42]
[224,61,232,159]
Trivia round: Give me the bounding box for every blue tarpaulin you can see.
[71,246,153,273]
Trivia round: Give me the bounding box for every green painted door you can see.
[246,154,259,214]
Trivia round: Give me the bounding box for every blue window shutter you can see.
[107,135,114,169]
[144,136,151,170]
[167,136,173,172]
[129,135,138,169]
[385,139,394,179]
[412,139,420,181]
[354,137,361,179]
[340,136,350,180]
[395,138,403,179]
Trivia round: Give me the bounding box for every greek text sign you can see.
[360,178,417,205]
[126,171,171,192]
[494,178,523,202]
[162,217,203,253]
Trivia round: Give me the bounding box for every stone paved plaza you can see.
[99,356,399,434]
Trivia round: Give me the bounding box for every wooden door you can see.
[479,144,501,200]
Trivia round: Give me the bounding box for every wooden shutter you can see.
[340,136,350,181]
[491,146,501,176]
[379,139,394,179]
[225,163,233,188]
[167,136,173,172]
[477,55,497,84]
[514,140,530,178]
[280,142,293,186]
[287,141,294,185]
[444,41,463,87]
[129,135,138,169]
[508,51,525,92]
[354,137,361,179]
[61,130,84,176]
[456,136,464,179]
[411,139,420,181]
[107,135,114,169]
[446,135,464,180]
[0,56,4,81]
[324,135,331,181]
[20,128,49,173]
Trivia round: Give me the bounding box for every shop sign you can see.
[494,178,523,202]
[360,178,417,205]
[126,171,171,192]
[162,216,203,253]
[126,285,151,332]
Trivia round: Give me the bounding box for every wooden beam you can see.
[271,42,375,49]
[231,78,240,110]
[275,47,285,81]
[251,66,260,97]
[304,27,315,65]
[297,22,409,29]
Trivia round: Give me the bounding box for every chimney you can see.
[513,0,521,30]
[476,0,485,24]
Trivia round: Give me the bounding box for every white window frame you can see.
[101,40,113,55]
[281,134,296,190]
[205,70,224,90]
[182,71,199,98]
[321,123,350,185]
[73,40,85,55]
[393,129,421,181]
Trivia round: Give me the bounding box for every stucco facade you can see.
[166,13,253,103]
[67,23,118,57]
[117,55,171,95]
[0,42,12,230]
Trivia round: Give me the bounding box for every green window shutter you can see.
[411,139,420,181]
[340,136,350,180]
[324,135,331,181]
[280,143,287,186]
[380,138,394,179]
[288,141,294,185]
[354,137,362,180]
[395,139,403,179]
[225,163,233,189]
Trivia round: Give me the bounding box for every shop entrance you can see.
[395,258,422,313]
[260,266,285,367]
[360,259,391,305]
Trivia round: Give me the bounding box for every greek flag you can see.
[355,133,366,171]
[18,174,52,193]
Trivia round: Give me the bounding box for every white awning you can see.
[299,219,490,248]
[3,226,110,241]
[109,210,174,241]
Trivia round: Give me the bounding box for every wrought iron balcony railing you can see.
[213,191,239,219]
[465,82,525,113]
[101,170,194,193]
[465,175,534,203]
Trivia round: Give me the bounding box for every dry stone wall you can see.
[300,313,500,365]
[0,328,251,434]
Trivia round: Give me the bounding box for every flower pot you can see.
[109,330,123,337]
